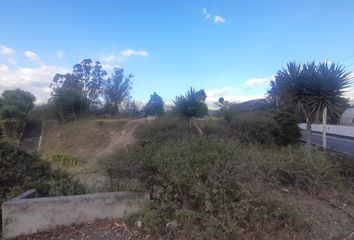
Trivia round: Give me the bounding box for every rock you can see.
[166,221,177,231]
[136,220,142,228]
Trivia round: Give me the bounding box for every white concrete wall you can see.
[298,123,354,138]
[2,191,149,239]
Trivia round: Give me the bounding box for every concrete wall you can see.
[298,123,354,138]
[2,191,149,239]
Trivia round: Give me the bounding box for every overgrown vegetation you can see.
[0,141,85,230]
[104,116,350,239]
[52,153,83,167]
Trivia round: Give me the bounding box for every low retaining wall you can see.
[298,123,354,138]
[2,190,149,239]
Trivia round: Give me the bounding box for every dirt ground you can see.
[14,219,154,240]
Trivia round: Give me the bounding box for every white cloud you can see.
[101,49,149,63]
[344,87,354,104]
[57,50,65,59]
[206,87,233,98]
[214,16,226,24]
[0,64,69,104]
[202,8,225,24]
[244,76,274,88]
[202,8,211,19]
[0,45,15,56]
[24,50,41,63]
[205,86,265,109]
[121,49,149,57]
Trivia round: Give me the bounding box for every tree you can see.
[49,88,88,122]
[173,87,208,119]
[51,59,107,108]
[103,68,133,115]
[144,92,164,116]
[270,62,352,144]
[0,89,35,119]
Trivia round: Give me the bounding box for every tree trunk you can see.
[322,107,327,150]
[306,119,312,146]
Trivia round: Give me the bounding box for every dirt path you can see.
[94,119,145,159]
[75,119,146,191]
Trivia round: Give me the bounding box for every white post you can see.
[322,106,327,150]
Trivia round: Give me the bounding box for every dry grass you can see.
[40,119,129,161]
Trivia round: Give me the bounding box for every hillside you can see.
[39,118,145,190]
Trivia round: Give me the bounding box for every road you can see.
[300,130,354,155]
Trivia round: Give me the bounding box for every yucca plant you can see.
[274,61,352,144]
[173,87,208,120]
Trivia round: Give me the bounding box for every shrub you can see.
[52,153,83,167]
[128,138,316,238]
[230,112,282,144]
[0,141,85,229]
[0,89,35,120]
[0,119,24,144]
[273,111,301,145]
[135,117,197,145]
[50,88,89,122]
[229,111,301,145]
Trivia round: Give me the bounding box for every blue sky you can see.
[1,0,354,105]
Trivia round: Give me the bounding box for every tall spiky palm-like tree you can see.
[274,61,352,145]
[173,87,208,120]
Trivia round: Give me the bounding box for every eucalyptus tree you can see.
[270,61,352,145]
[103,68,133,115]
[51,59,107,109]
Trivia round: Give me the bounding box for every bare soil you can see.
[14,219,153,240]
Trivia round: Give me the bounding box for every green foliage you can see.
[144,92,164,116]
[135,117,197,145]
[112,137,332,238]
[173,88,208,119]
[0,119,24,144]
[229,111,300,145]
[273,111,301,145]
[0,89,35,119]
[51,59,107,108]
[229,112,282,144]
[0,141,85,229]
[52,153,83,167]
[0,141,85,199]
[104,68,133,115]
[50,88,89,122]
[268,62,352,123]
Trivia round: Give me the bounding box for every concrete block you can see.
[2,191,149,239]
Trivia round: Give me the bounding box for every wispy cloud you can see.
[121,49,149,57]
[202,8,226,24]
[57,50,65,59]
[0,45,15,56]
[202,8,211,19]
[214,16,226,24]
[244,76,274,88]
[101,49,149,63]
[24,50,41,64]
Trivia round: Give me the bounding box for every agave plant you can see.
[274,61,352,144]
[173,87,208,120]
